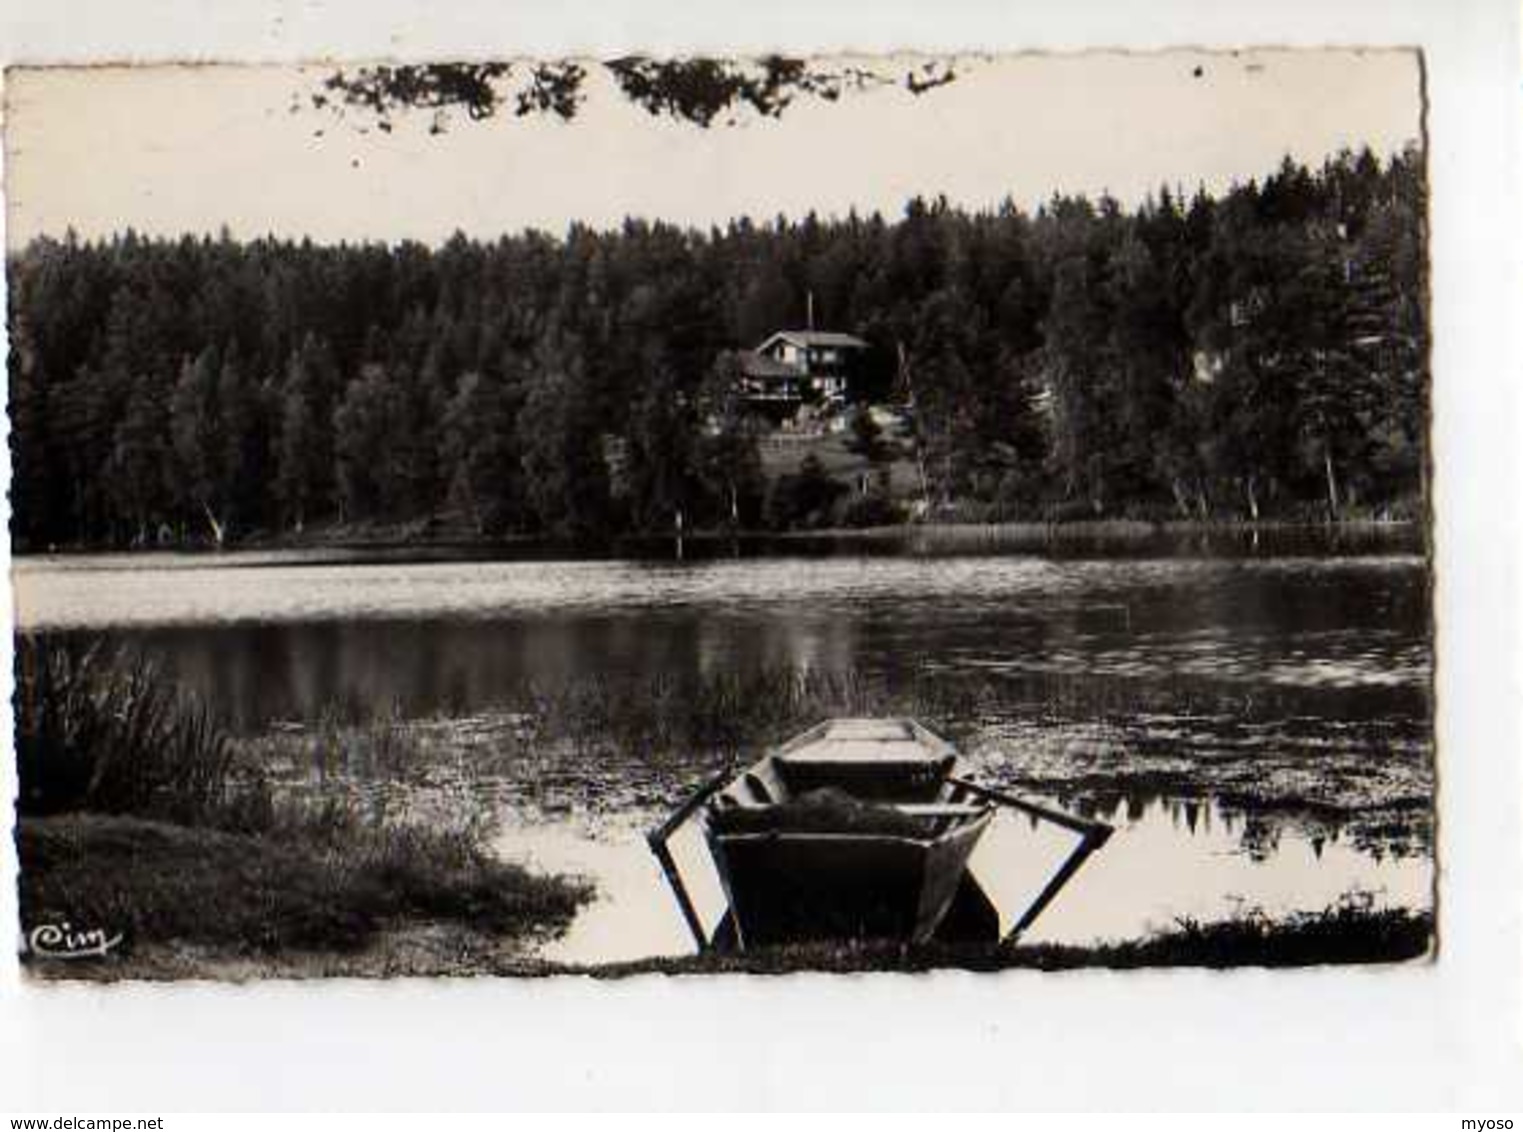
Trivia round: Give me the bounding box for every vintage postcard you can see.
[6,50,1433,979]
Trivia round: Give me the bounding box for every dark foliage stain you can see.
[515,62,587,120]
[311,57,961,134]
[905,61,957,95]
[317,62,517,133]
[606,56,805,127]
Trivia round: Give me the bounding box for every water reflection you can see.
[1011,794,1428,946]
[17,553,1431,729]
[494,790,1431,965]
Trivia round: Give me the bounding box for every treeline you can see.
[7,145,1427,550]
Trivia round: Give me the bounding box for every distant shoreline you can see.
[14,515,1426,560]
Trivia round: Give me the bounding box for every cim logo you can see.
[24,921,124,960]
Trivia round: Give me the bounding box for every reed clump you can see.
[15,638,235,823]
[506,664,994,764]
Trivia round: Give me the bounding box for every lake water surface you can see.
[14,533,1434,960]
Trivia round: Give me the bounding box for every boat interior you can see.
[706,718,993,839]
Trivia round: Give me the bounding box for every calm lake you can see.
[14,530,1434,961]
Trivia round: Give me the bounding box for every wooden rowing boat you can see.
[648,717,1111,952]
[705,718,993,946]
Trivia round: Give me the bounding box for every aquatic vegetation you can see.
[243,664,998,821]
[241,655,1431,853]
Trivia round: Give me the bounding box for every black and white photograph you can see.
[7,49,1435,980]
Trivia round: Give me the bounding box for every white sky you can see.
[3,49,1422,247]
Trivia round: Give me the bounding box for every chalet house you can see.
[733,329,869,424]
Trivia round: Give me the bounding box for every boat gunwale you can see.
[708,817,994,850]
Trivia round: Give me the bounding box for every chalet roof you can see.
[737,351,803,379]
[758,329,870,352]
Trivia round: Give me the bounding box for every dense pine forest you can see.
[6,145,1426,551]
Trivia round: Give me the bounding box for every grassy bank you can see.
[589,905,1433,977]
[29,892,1430,980]
[18,814,588,976]
[15,638,592,977]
